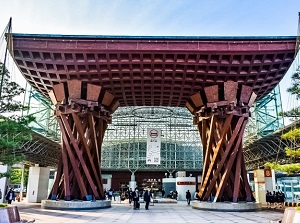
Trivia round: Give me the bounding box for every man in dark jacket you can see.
[133,188,140,210]
[143,188,152,210]
[186,190,191,205]
[5,188,15,204]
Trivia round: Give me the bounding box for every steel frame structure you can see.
[101,106,202,173]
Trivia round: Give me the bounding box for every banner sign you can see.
[146,128,161,165]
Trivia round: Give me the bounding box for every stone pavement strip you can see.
[13,201,283,223]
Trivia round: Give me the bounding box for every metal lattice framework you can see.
[245,86,284,141]
[244,120,300,170]
[101,106,202,172]
[25,87,60,142]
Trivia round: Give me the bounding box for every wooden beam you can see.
[57,116,88,198]
[213,119,247,202]
[203,116,245,199]
[67,80,82,99]
[72,113,103,196]
[199,113,233,199]
[60,114,100,199]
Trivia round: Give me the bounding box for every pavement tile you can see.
[9,200,284,223]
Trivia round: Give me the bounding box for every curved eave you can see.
[10,33,297,107]
[11,33,297,41]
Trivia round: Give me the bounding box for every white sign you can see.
[146,128,161,165]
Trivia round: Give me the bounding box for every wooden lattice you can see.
[48,80,118,200]
[188,81,256,202]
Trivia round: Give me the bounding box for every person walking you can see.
[161,188,165,198]
[5,188,15,204]
[144,188,152,210]
[186,190,191,205]
[133,188,140,210]
[128,188,133,205]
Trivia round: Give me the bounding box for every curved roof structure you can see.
[10,34,296,107]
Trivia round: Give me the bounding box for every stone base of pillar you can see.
[41,200,111,210]
[27,166,50,203]
[191,201,262,212]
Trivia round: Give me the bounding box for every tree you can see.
[276,88,300,171]
[279,69,300,120]
[266,68,300,173]
[0,63,26,113]
[0,62,33,178]
[266,126,300,174]
[10,168,29,187]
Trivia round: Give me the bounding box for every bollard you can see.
[281,207,300,223]
[0,206,20,223]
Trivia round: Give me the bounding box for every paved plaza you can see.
[14,200,284,223]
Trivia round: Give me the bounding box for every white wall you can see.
[0,165,8,203]
[102,174,112,191]
[176,177,196,201]
[26,166,50,202]
[254,169,275,203]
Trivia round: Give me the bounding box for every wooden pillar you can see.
[47,80,119,201]
[187,81,256,203]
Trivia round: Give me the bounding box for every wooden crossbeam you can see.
[232,143,243,202]
[72,113,103,196]
[199,114,233,198]
[49,155,63,199]
[57,117,88,198]
[61,143,71,200]
[202,116,245,200]
[213,119,247,202]
[191,82,254,203]
[60,114,100,199]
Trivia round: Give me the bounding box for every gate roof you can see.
[10,34,296,107]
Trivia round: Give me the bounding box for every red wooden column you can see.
[48,80,119,201]
[186,81,256,203]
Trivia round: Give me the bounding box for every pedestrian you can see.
[266,190,271,208]
[186,190,191,205]
[161,188,165,198]
[174,191,178,200]
[0,189,2,200]
[5,188,15,204]
[108,189,113,200]
[194,190,200,200]
[133,188,140,210]
[143,188,152,210]
[112,189,116,201]
[129,188,133,205]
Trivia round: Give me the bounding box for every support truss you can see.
[48,80,119,200]
[186,81,256,202]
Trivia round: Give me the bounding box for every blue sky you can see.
[1,0,300,114]
[1,0,299,36]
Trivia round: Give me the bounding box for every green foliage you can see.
[10,168,29,186]
[285,147,300,158]
[0,203,7,208]
[269,68,300,173]
[0,170,11,179]
[265,162,300,174]
[279,107,300,119]
[0,63,27,113]
[0,62,34,168]
[265,128,300,174]
[0,118,31,165]
[287,71,300,100]
[281,128,300,140]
